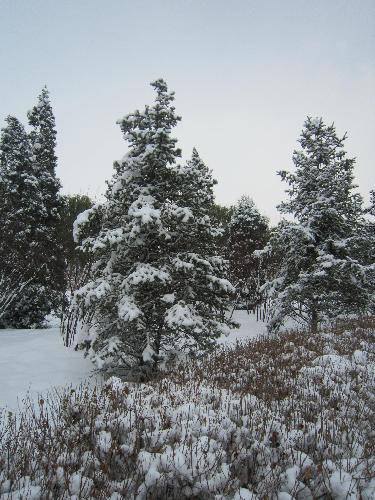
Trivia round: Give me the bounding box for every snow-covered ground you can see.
[217,309,267,344]
[0,311,266,412]
[0,328,95,412]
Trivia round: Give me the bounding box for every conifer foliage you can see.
[59,194,93,294]
[73,79,235,373]
[0,89,64,327]
[0,116,48,326]
[261,117,374,332]
[209,203,233,258]
[368,190,375,218]
[27,87,65,316]
[228,195,269,309]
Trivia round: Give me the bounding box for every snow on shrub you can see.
[0,317,374,499]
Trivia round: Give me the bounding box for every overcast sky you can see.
[0,0,374,223]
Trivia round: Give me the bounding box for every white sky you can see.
[0,0,374,223]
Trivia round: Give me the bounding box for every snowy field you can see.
[0,310,265,412]
[0,327,95,412]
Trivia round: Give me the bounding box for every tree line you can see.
[0,80,374,376]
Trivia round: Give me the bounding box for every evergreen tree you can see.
[210,203,234,258]
[178,148,216,208]
[364,190,375,312]
[368,190,375,217]
[0,116,49,327]
[73,80,235,374]
[27,87,65,317]
[59,194,93,294]
[261,117,374,332]
[228,195,269,309]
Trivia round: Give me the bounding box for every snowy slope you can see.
[0,311,266,411]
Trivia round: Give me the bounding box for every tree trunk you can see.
[154,331,161,356]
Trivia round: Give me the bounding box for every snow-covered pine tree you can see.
[261,117,374,333]
[228,196,269,310]
[177,147,216,209]
[27,87,65,317]
[0,116,49,327]
[73,79,235,374]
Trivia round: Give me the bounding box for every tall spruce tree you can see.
[261,117,374,332]
[228,195,269,309]
[73,79,235,374]
[27,87,65,317]
[0,116,49,327]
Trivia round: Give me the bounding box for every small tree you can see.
[262,117,374,332]
[228,195,269,311]
[73,80,235,373]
